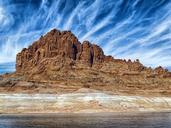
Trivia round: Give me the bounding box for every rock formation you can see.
[16,29,170,78]
[16,29,105,73]
[1,28,171,95]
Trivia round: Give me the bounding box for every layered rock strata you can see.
[0,29,171,95]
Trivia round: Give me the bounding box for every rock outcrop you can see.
[1,28,171,95]
[16,29,171,79]
[16,29,105,73]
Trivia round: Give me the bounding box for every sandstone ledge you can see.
[1,90,171,114]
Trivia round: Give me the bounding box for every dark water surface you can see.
[0,113,171,128]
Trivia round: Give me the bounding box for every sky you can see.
[0,0,171,70]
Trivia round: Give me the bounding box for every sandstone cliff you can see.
[16,29,170,79]
[1,29,171,95]
[16,29,105,73]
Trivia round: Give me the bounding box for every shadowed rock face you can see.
[10,28,171,95]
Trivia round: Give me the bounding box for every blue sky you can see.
[0,0,171,69]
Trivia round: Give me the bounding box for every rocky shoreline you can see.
[1,89,171,114]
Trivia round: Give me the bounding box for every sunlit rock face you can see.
[16,29,105,73]
[9,29,171,94]
[15,29,169,75]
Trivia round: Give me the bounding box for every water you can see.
[0,62,15,75]
[0,113,171,128]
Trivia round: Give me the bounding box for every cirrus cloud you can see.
[0,0,171,70]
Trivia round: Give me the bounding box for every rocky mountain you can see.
[1,29,171,95]
[16,29,105,73]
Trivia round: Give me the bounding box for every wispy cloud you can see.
[0,0,170,69]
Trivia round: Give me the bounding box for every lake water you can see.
[0,62,15,75]
[0,113,171,128]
